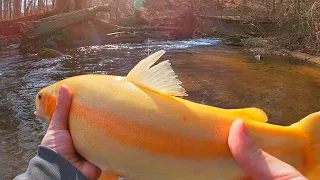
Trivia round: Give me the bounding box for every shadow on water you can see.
[0,38,319,179]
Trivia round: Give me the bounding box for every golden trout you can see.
[35,50,320,180]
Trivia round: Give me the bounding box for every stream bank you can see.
[242,37,320,66]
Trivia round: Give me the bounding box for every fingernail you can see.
[58,85,67,95]
[243,124,250,139]
[60,85,66,92]
[235,118,251,139]
[241,121,257,152]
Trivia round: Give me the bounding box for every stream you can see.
[0,38,319,179]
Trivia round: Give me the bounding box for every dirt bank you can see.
[242,37,320,66]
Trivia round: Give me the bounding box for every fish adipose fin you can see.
[291,111,320,179]
[127,50,188,97]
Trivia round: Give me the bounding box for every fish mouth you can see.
[34,111,50,121]
[35,99,49,121]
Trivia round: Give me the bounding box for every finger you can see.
[76,161,102,180]
[228,119,305,180]
[48,85,72,131]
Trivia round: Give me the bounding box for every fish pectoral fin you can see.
[306,165,320,180]
[98,171,120,180]
[127,50,188,97]
[229,108,268,123]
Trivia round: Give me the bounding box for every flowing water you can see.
[0,38,319,179]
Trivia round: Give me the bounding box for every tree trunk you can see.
[13,0,21,18]
[88,0,93,7]
[45,0,48,11]
[4,0,8,19]
[272,0,276,19]
[27,0,33,15]
[9,0,12,19]
[75,0,87,10]
[0,0,3,21]
[56,0,75,13]
[24,0,27,16]
[216,0,222,10]
[38,0,44,12]
[265,0,269,18]
[33,0,36,13]
[241,0,247,20]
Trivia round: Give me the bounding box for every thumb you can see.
[48,85,72,131]
[228,119,306,180]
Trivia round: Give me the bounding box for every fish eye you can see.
[38,92,43,100]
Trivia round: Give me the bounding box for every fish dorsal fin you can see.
[127,50,188,96]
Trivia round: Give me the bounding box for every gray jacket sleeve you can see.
[14,145,87,180]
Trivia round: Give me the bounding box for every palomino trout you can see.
[35,50,320,180]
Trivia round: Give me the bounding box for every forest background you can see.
[0,0,319,56]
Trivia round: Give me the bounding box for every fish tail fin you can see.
[291,111,320,179]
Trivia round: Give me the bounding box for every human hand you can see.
[40,85,101,180]
[228,119,307,180]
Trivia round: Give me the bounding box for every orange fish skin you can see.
[35,74,318,180]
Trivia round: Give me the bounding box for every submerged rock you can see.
[38,48,64,58]
[224,41,244,47]
[255,54,263,60]
[224,35,244,47]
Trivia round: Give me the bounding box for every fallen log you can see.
[198,15,242,22]
[0,11,58,38]
[89,18,118,31]
[23,5,111,40]
[18,5,195,53]
[90,17,191,41]
[105,26,180,34]
[90,18,180,34]
[19,4,111,53]
[90,17,184,43]
[198,15,275,24]
[0,11,57,27]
